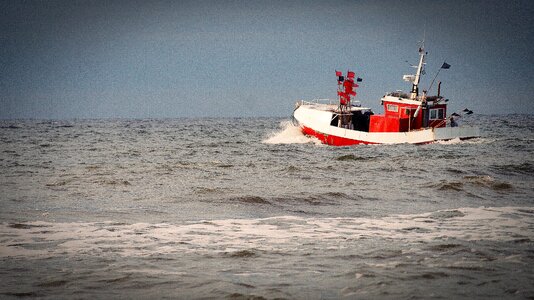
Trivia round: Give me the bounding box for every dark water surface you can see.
[1,115,533,299]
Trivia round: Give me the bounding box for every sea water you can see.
[0,115,533,299]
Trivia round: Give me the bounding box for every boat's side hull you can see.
[293,105,480,146]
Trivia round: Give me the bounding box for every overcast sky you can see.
[1,0,533,119]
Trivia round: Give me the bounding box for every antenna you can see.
[418,29,426,51]
[421,26,427,49]
[410,37,427,100]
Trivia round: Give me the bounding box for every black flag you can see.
[441,62,451,69]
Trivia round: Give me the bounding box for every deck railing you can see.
[297,98,337,106]
[297,99,362,106]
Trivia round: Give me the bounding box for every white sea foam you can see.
[1,206,532,259]
[435,137,463,144]
[262,120,320,144]
[434,137,490,145]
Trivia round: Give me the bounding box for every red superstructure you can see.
[369,95,447,133]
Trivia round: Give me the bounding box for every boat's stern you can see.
[434,126,481,141]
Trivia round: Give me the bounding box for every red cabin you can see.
[369,95,447,133]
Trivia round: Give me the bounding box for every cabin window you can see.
[429,108,444,120]
[387,104,398,112]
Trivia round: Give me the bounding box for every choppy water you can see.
[0,115,533,299]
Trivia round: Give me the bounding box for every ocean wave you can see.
[1,206,532,259]
[335,154,375,161]
[231,196,272,205]
[491,162,534,175]
[428,181,465,191]
[463,175,513,190]
[425,176,513,192]
[193,187,234,195]
[223,249,258,258]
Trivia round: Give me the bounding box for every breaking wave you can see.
[1,206,532,259]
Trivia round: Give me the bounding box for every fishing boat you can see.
[292,44,480,145]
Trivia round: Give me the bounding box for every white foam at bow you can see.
[262,120,320,144]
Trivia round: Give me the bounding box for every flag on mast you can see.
[441,62,451,69]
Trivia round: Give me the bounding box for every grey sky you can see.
[1,0,533,119]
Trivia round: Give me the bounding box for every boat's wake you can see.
[263,120,320,145]
[434,137,488,145]
[435,137,463,145]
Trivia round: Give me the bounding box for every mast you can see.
[335,70,359,129]
[410,45,426,100]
